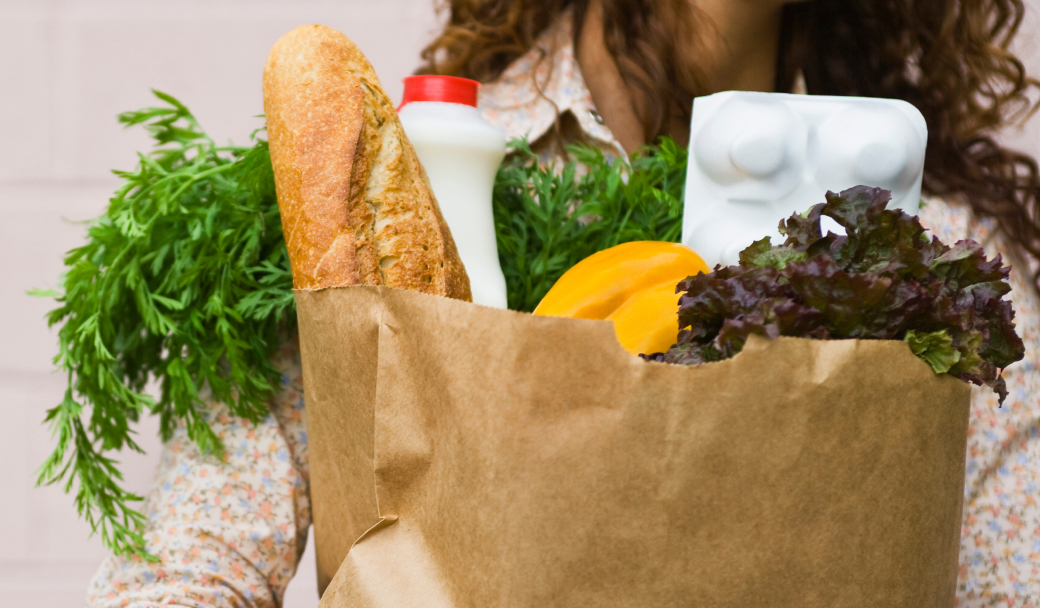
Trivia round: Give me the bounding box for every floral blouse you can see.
[87,13,1040,608]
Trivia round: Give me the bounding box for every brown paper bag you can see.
[296,285,970,608]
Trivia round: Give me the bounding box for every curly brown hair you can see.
[418,0,1040,289]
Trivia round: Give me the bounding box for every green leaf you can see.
[28,288,62,298]
[151,293,185,311]
[904,329,961,374]
[739,237,806,270]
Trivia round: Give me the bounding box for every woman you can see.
[88,0,1040,606]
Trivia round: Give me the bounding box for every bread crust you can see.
[263,24,471,300]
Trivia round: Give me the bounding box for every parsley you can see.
[35,92,688,557]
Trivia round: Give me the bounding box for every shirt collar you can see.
[478,12,623,155]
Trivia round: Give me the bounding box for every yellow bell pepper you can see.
[534,241,710,355]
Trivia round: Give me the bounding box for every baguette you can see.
[263,24,471,299]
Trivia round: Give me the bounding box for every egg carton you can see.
[682,91,927,267]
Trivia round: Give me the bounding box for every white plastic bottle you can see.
[398,76,508,309]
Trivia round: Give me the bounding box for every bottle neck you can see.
[398,101,483,121]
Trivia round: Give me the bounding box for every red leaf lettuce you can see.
[645,186,1025,403]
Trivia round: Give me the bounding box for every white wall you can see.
[2,1,1040,607]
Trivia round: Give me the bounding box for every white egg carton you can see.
[682,91,927,267]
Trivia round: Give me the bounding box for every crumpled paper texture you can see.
[296,285,970,608]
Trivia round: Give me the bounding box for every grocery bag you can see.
[296,285,970,608]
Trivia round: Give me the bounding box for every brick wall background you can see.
[1,1,1038,606]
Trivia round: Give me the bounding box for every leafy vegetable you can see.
[904,330,960,374]
[646,186,1025,402]
[36,93,689,557]
[35,91,293,560]
[493,138,686,311]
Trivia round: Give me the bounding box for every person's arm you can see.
[920,197,1040,603]
[86,337,311,608]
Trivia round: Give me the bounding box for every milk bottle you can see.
[399,75,508,309]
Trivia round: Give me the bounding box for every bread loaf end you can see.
[264,24,471,301]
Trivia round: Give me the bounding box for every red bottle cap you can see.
[399,75,480,110]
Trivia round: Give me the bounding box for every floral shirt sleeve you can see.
[920,199,1040,607]
[85,337,311,608]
